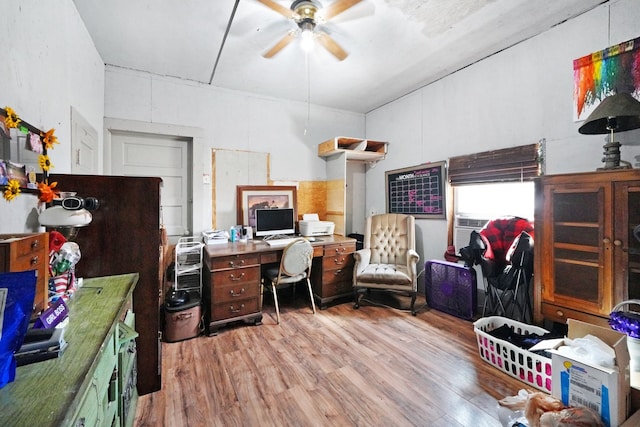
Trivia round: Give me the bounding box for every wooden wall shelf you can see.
[318,137,388,161]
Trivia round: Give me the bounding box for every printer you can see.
[299,214,335,237]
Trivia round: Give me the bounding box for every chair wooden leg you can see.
[306,278,316,315]
[353,287,361,309]
[271,282,281,324]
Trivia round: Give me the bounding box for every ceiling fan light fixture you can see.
[300,30,314,52]
[259,0,359,61]
[300,21,315,52]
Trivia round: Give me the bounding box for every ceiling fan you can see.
[256,0,362,61]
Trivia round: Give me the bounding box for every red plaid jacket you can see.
[479,216,534,268]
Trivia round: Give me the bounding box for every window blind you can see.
[448,142,544,185]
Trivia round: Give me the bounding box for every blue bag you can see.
[0,270,37,389]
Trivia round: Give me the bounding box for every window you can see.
[455,182,535,221]
[448,142,543,249]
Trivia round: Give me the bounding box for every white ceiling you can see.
[73,0,606,114]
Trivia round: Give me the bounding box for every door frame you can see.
[103,118,207,237]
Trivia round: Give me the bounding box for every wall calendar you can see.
[385,161,446,219]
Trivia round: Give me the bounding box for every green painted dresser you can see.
[0,273,139,427]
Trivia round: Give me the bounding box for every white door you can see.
[110,131,191,240]
[71,107,98,174]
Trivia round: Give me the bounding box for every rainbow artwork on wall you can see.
[573,36,640,121]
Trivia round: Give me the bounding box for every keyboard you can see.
[265,238,297,247]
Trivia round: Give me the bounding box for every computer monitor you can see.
[254,208,295,238]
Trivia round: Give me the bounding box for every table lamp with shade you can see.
[578,92,640,170]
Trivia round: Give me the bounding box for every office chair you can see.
[353,213,420,315]
[262,238,316,324]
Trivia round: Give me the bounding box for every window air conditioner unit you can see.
[453,216,489,253]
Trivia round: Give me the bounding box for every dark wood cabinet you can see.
[534,170,640,327]
[51,174,162,395]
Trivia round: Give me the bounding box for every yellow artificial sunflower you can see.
[4,106,21,129]
[3,179,21,201]
[39,154,53,172]
[41,128,59,150]
[38,181,59,203]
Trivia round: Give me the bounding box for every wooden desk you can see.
[203,235,355,334]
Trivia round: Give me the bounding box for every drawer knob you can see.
[230,288,245,297]
[31,240,40,249]
[229,272,245,281]
[229,259,246,267]
[334,269,342,276]
[229,303,245,313]
[31,255,39,265]
[556,310,564,317]
[333,257,344,264]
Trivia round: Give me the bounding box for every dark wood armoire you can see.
[52,174,162,395]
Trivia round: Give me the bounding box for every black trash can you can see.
[348,233,364,251]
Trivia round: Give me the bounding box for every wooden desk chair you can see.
[263,238,316,324]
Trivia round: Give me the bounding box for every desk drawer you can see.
[211,297,260,321]
[260,247,323,265]
[259,251,280,265]
[12,252,46,272]
[541,302,609,328]
[7,234,46,258]
[322,266,352,285]
[210,254,259,270]
[323,242,355,256]
[213,280,260,303]
[211,265,260,287]
[322,254,354,271]
[319,280,353,297]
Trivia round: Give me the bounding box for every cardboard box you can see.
[550,319,630,427]
[621,409,640,427]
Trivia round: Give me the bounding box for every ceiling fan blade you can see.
[316,32,348,61]
[256,0,295,19]
[321,0,363,21]
[263,32,296,58]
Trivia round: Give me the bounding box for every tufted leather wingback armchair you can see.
[352,213,420,315]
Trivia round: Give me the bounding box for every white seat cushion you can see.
[357,263,412,286]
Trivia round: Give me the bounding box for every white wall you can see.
[0,0,104,233]
[103,67,365,234]
[364,0,640,266]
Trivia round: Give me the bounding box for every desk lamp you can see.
[578,92,640,170]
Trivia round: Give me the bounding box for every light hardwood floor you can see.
[134,294,528,426]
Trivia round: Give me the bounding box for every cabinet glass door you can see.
[614,182,640,301]
[544,183,611,314]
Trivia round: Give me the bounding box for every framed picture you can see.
[385,161,446,219]
[236,185,297,228]
[573,36,640,121]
